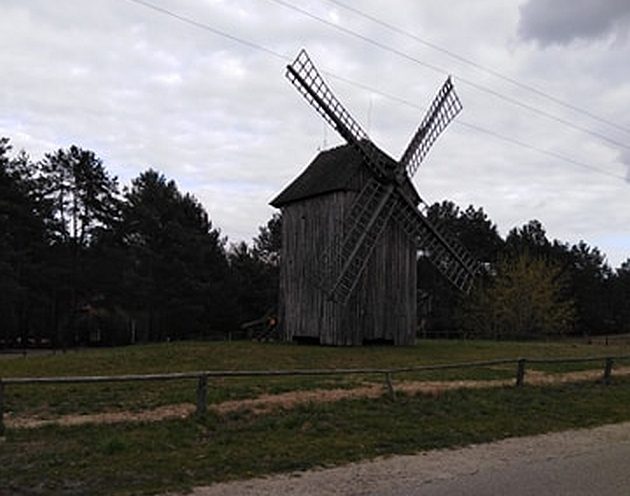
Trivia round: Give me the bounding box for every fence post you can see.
[384,372,396,401]
[603,357,614,385]
[515,359,527,387]
[196,374,208,417]
[0,380,5,436]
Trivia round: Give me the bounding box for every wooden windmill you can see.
[271,49,479,345]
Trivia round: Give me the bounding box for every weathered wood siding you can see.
[279,192,347,344]
[279,189,417,346]
[351,218,417,345]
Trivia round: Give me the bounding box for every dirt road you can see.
[176,421,630,496]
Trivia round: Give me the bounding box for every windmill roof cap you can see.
[270,143,415,207]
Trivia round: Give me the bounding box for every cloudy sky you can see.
[2,0,629,268]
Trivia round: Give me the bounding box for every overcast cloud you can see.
[1,0,629,268]
[518,0,630,45]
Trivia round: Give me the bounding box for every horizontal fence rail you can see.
[1,355,629,435]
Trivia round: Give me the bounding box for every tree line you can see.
[420,202,630,339]
[0,138,279,347]
[1,137,628,347]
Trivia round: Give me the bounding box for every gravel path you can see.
[172,421,630,496]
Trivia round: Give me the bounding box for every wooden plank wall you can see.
[353,219,417,345]
[279,190,417,346]
[279,192,347,343]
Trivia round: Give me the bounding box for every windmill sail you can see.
[286,49,478,304]
[286,50,391,181]
[313,179,397,304]
[287,50,399,302]
[392,195,479,293]
[400,77,462,178]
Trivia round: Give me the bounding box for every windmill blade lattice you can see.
[400,77,462,178]
[312,178,397,304]
[392,193,479,294]
[286,50,368,145]
[286,50,391,181]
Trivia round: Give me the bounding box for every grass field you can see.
[5,339,630,378]
[2,339,630,495]
[2,339,629,417]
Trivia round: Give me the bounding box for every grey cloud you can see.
[622,151,630,183]
[518,0,630,46]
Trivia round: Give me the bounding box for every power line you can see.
[266,0,630,153]
[461,78,630,152]
[321,0,630,136]
[121,0,626,183]
[327,73,627,182]
[455,121,627,181]
[124,0,288,61]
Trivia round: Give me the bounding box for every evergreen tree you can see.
[0,138,52,346]
[567,241,613,335]
[228,213,281,325]
[505,220,551,259]
[37,146,121,346]
[120,169,233,341]
[40,145,120,246]
[611,259,630,332]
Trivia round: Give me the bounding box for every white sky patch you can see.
[153,72,184,85]
[219,57,247,80]
[328,9,340,24]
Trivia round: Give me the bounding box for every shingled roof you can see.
[270,144,362,207]
[271,143,421,208]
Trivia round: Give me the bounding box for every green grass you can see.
[528,355,630,374]
[2,339,628,418]
[2,340,630,495]
[3,339,628,377]
[3,378,630,495]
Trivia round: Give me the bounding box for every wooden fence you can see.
[1,355,628,435]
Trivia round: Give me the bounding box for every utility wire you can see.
[322,0,630,135]
[455,121,627,181]
[327,73,627,181]
[267,0,630,152]
[124,0,288,61]
[121,0,626,183]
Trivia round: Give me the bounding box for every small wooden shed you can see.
[271,144,418,346]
